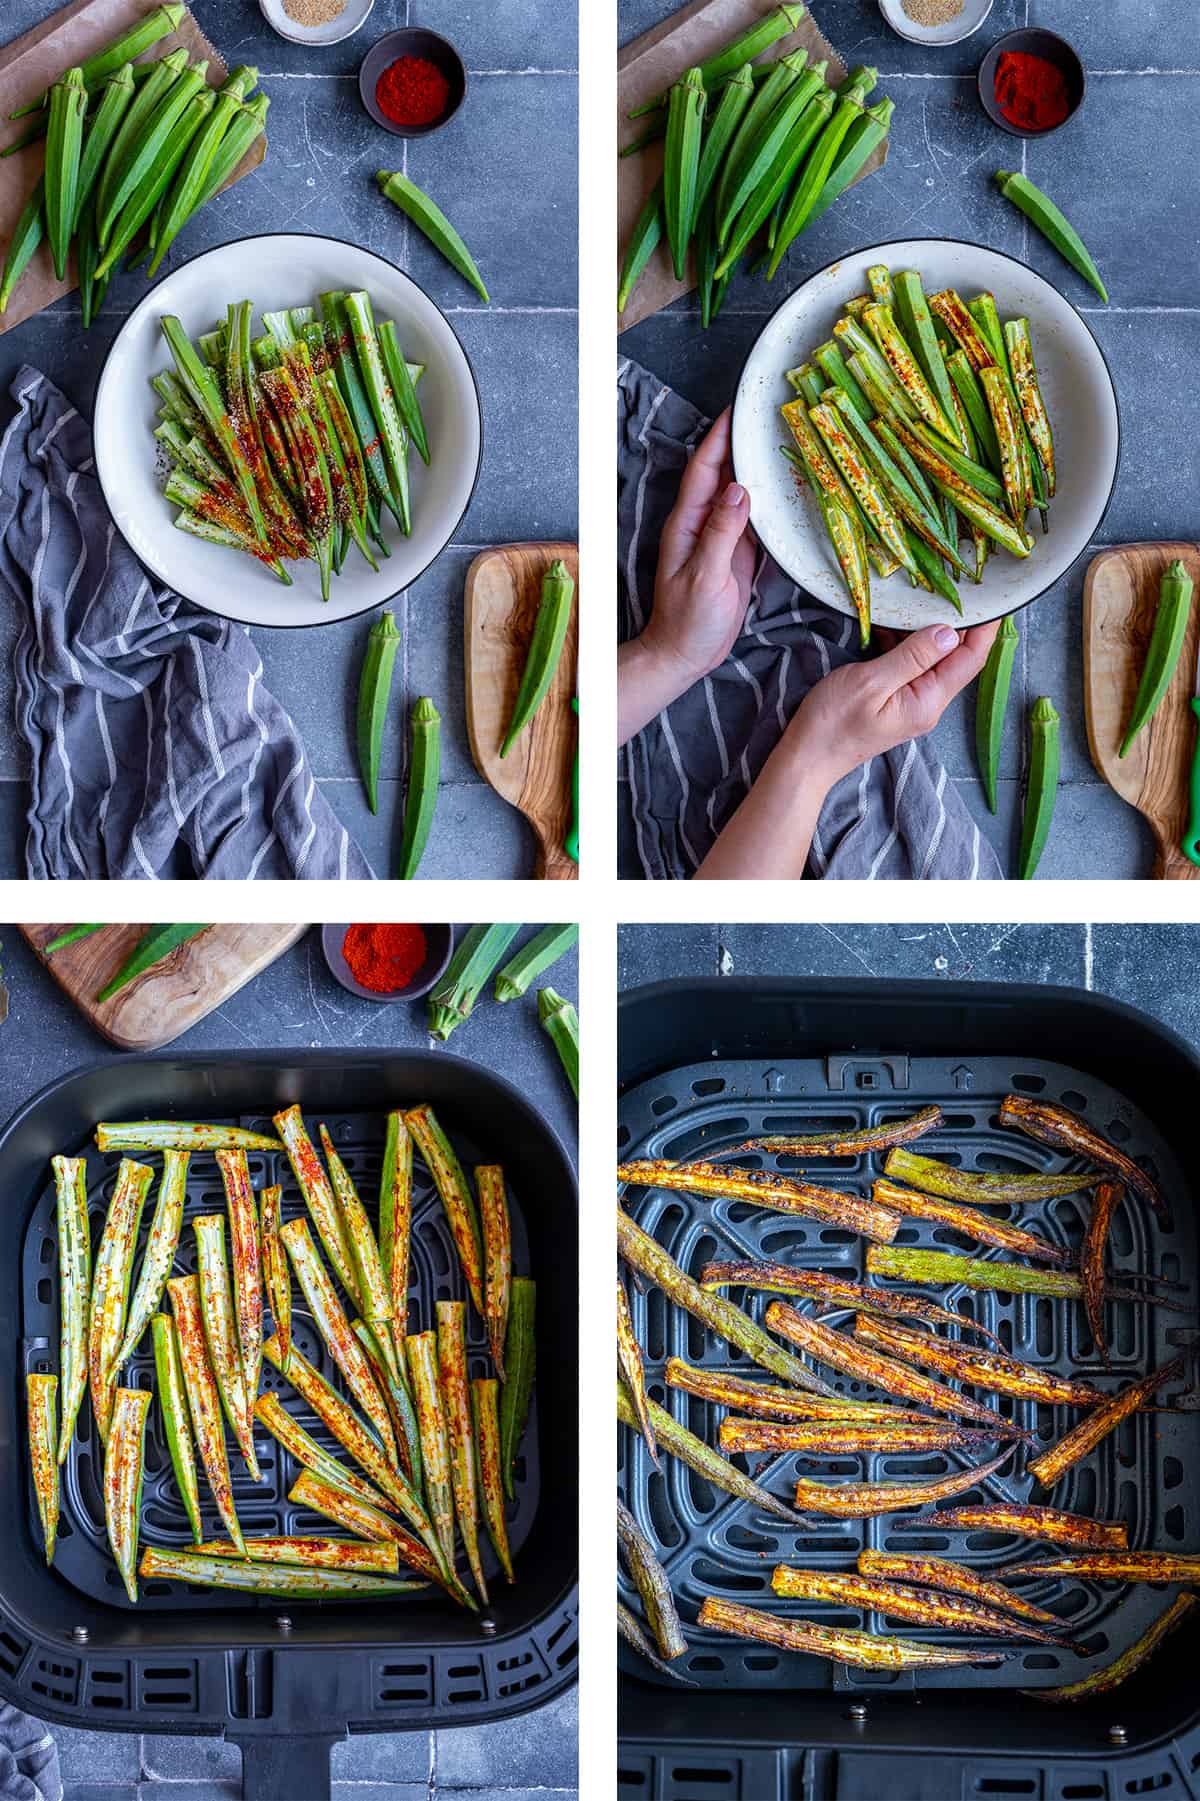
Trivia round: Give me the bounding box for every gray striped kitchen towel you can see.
[618,358,1001,880]
[0,1704,59,1801]
[0,366,372,881]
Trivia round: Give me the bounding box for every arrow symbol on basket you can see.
[762,1068,784,1093]
[952,1065,974,1091]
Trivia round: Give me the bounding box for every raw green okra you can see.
[152,1312,203,1543]
[975,614,1018,814]
[498,1277,536,1501]
[1019,697,1060,880]
[397,697,441,879]
[376,170,489,301]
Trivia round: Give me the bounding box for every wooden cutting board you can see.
[1083,542,1200,880]
[464,542,579,880]
[19,924,307,1049]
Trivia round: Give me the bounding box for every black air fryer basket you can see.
[0,1050,577,1800]
[617,979,1200,1801]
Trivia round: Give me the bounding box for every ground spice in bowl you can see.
[283,0,348,24]
[342,922,427,992]
[994,50,1072,131]
[902,0,965,24]
[376,54,450,128]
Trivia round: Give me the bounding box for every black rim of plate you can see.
[93,229,485,632]
[729,234,1121,632]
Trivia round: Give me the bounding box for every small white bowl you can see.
[878,0,993,47]
[258,0,375,49]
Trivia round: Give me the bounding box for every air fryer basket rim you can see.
[0,1045,578,1747]
[616,972,1200,1771]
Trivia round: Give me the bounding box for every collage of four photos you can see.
[0,0,1196,1799]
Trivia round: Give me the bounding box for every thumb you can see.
[690,481,750,585]
[873,623,961,695]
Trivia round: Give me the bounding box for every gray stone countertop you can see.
[618,0,1200,879]
[0,0,579,879]
[0,921,578,1800]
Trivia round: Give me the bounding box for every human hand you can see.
[639,407,756,690]
[788,620,1000,788]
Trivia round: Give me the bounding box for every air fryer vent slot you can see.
[138,1663,197,1712]
[84,1663,131,1711]
[0,1628,29,1680]
[30,1656,77,1706]
[618,1054,1197,1697]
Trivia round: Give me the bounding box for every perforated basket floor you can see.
[23,1109,538,1612]
[617,1052,1199,1694]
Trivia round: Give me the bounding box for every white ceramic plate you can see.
[731,238,1120,632]
[257,0,375,49]
[94,232,482,629]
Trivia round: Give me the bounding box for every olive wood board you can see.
[19,923,307,1048]
[1083,541,1200,880]
[617,0,888,331]
[0,0,267,335]
[464,542,579,881]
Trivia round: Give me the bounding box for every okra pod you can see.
[801,95,894,232]
[975,613,1018,814]
[793,446,872,641]
[499,560,575,758]
[979,363,1028,525]
[617,1279,657,1465]
[437,1302,487,1602]
[618,1209,836,1397]
[353,1321,422,1490]
[44,68,87,281]
[94,85,215,281]
[472,1377,515,1583]
[852,1315,1101,1409]
[922,1505,1129,1549]
[665,1358,932,1423]
[1005,318,1055,498]
[104,1387,151,1602]
[721,1417,1016,1455]
[663,67,706,279]
[829,395,965,568]
[89,1158,153,1443]
[882,1148,1091,1204]
[475,1165,511,1381]
[1118,558,1194,759]
[692,64,756,224]
[871,1176,1069,1263]
[864,303,956,442]
[318,1127,395,1365]
[281,1217,397,1466]
[406,1331,456,1570]
[889,420,1031,558]
[715,56,821,249]
[771,1567,1073,1646]
[140,1544,423,1598]
[378,1112,412,1348]
[498,1277,537,1500]
[254,1389,396,1513]
[866,1243,1182,1307]
[495,924,579,1002]
[857,1549,1063,1628]
[618,179,663,315]
[430,927,522,1041]
[396,696,440,878]
[1004,1553,1200,1584]
[194,1214,260,1480]
[146,66,258,277]
[97,1121,281,1154]
[629,5,805,117]
[1081,1180,1121,1368]
[376,170,489,301]
[113,1148,188,1371]
[889,411,1008,508]
[1028,1355,1190,1489]
[404,1105,485,1314]
[198,1534,399,1573]
[947,348,1002,471]
[998,1094,1167,1222]
[214,1150,262,1408]
[618,1380,802,1523]
[712,87,833,283]
[617,1499,686,1659]
[27,1373,58,1565]
[151,1312,202,1543]
[810,401,917,576]
[792,1448,1012,1517]
[540,986,581,1097]
[289,1469,471,1604]
[344,288,411,514]
[169,1275,244,1553]
[927,290,993,371]
[620,1599,698,1683]
[273,1104,361,1306]
[698,1262,1005,1348]
[53,1154,91,1464]
[258,1183,291,1373]
[1029,1595,1195,1702]
[618,1158,900,1243]
[13,6,184,118]
[764,1304,1017,1430]
[733,1104,942,1158]
[812,340,872,424]
[98,55,212,250]
[355,611,400,812]
[768,88,865,279]
[995,170,1108,303]
[699,1597,1008,1669]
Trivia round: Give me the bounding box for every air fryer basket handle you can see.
[234,1733,337,1801]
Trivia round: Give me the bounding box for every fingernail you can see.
[933,626,958,651]
[721,482,746,508]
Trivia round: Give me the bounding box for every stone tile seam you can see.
[257,69,577,79]
[800,70,1200,79]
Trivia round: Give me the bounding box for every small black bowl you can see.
[977,28,1085,138]
[322,923,454,1003]
[358,28,466,138]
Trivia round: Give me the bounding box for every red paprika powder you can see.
[994,51,1071,132]
[342,923,427,992]
[375,55,450,129]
